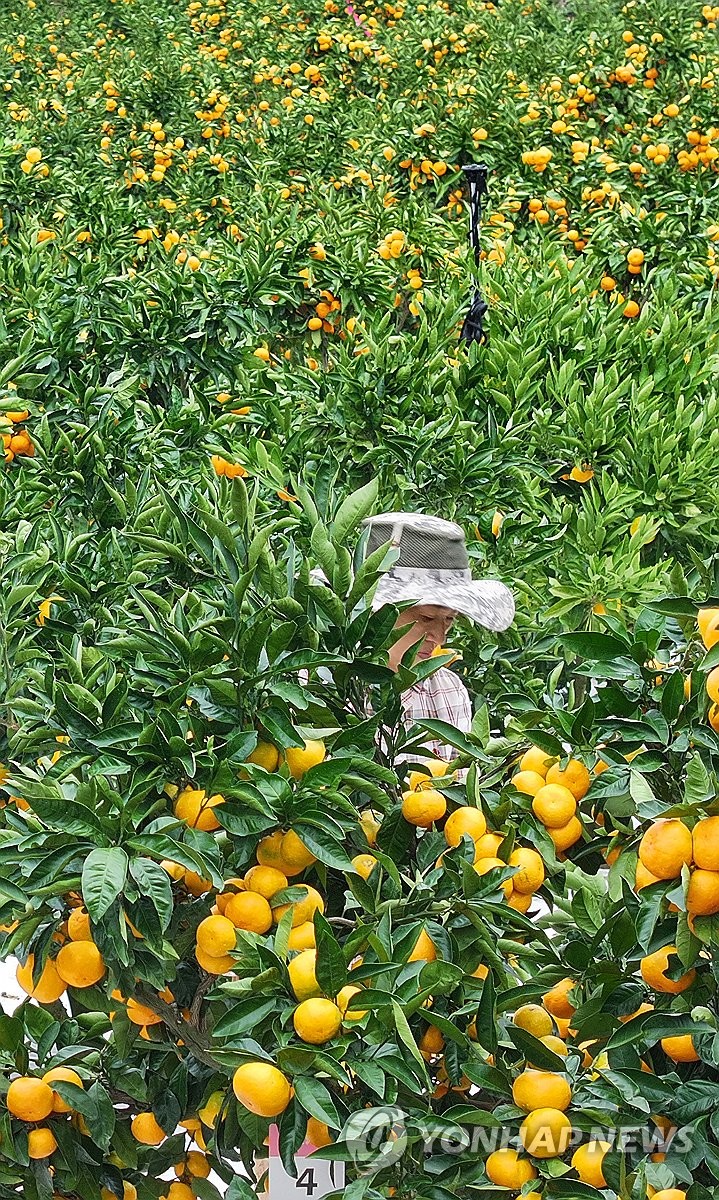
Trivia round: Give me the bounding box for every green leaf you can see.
[391,1000,429,1076]
[213,999,278,1039]
[225,1179,260,1200]
[293,824,355,872]
[684,753,714,806]
[81,848,128,920]
[314,911,348,997]
[128,858,173,931]
[329,478,379,545]
[474,971,497,1056]
[293,1076,341,1128]
[604,1012,709,1051]
[561,632,628,660]
[506,1024,568,1071]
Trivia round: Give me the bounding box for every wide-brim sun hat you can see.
[363,512,515,632]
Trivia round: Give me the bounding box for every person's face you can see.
[388,605,458,671]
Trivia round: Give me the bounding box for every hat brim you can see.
[372,576,515,632]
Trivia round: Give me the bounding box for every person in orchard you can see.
[363,512,515,760]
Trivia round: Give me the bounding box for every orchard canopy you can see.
[2,0,719,1197]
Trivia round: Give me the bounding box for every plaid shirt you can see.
[401,667,472,761]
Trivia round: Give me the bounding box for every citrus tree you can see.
[3,464,719,1200]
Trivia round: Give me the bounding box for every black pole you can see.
[459,162,489,346]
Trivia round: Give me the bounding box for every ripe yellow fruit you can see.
[408,758,449,790]
[55,941,106,988]
[419,1025,445,1057]
[545,759,591,799]
[42,1067,84,1113]
[473,854,512,898]
[508,889,532,912]
[67,907,92,941]
[196,914,237,957]
[519,746,557,777]
[692,816,719,870]
[273,884,324,927]
[288,948,321,1000]
[198,1091,224,1128]
[174,787,224,832]
[164,1185,194,1200]
[572,1139,610,1186]
[511,770,546,797]
[473,832,503,859]
[408,928,436,962]
[639,819,693,879]
[16,955,66,1003]
[485,1147,537,1187]
[687,868,719,915]
[245,864,288,899]
[27,1127,58,1159]
[216,879,245,916]
[336,985,367,1020]
[698,608,719,648]
[512,1069,572,1112]
[352,853,378,880]
[281,829,317,875]
[232,1062,291,1117]
[246,741,280,770]
[293,997,343,1044]
[359,809,381,846]
[636,861,661,890]
[652,1192,687,1200]
[543,978,576,1018]
[125,994,165,1025]
[641,946,696,994]
[548,816,583,852]
[661,1034,699,1062]
[284,738,326,778]
[539,1035,568,1059]
[520,1107,572,1158]
[6,1077,55,1122]
[161,859,185,881]
[180,1150,210,1178]
[532,784,577,828]
[195,945,236,975]
[287,921,316,951]
[707,667,719,705]
[514,1004,554,1038]
[131,1112,166,1145]
[225,891,273,933]
[257,830,287,870]
[509,848,545,894]
[402,788,447,827]
[306,1116,333,1148]
[444,806,487,845]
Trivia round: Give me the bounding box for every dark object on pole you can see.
[460,162,489,346]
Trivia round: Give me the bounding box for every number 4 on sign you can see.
[269,1154,345,1198]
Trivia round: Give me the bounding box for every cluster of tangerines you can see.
[3,1066,213,1198]
[635,813,719,925]
[2,410,35,463]
[511,746,588,853]
[480,980,702,1196]
[400,757,546,911]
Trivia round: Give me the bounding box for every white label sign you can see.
[269,1154,345,1198]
